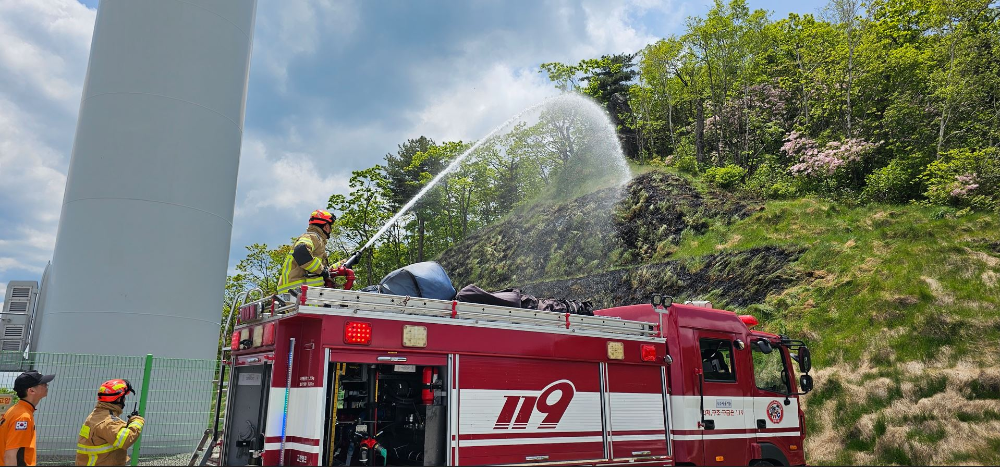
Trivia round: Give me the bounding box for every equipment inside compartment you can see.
[325,362,446,466]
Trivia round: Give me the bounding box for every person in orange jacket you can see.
[0,370,54,466]
[75,379,145,466]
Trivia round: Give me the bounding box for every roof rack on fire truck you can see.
[241,286,661,338]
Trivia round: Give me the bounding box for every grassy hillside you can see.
[670,188,1000,465]
[437,169,1000,465]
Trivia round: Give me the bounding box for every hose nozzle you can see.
[342,250,364,269]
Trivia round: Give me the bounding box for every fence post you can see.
[130,354,154,466]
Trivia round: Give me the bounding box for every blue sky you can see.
[0,0,827,304]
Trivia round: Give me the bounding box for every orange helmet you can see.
[97,379,135,403]
[309,209,336,226]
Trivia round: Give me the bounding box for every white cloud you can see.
[380,0,688,146]
[0,96,69,223]
[0,0,94,109]
[0,226,55,274]
[253,0,361,92]
[0,258,24,273]
[575,0,668,58]
[410,64,557,142]
[234,138,350,218]
[0,0,93,288]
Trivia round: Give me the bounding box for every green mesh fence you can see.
[0,352,221,466]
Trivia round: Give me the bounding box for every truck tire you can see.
[756,442,789,466]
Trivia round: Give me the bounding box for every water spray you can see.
[358,97,557,253]
[333,94,630,285]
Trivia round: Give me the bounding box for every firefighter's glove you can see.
[127,415,145,429]
[320,267,331,280]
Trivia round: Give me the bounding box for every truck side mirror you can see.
[797,347,812,373]
[799,374,813,393]
[755,339,772,354]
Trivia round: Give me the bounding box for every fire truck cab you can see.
[221,287,813,466]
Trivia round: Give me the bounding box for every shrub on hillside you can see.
[745,156,800,199]
[861,158,925,204]
[674,153,700,174]
[667,137,701,174]
[922,148,1000,210]
[704,164,747,188]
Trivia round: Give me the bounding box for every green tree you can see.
[221,242,289,355]
[235,243,291,296]
[383,137,439,262]
[823,0,865,137]
[328,166,393,285]
[539,62,583,92]
[578,54,639,106]
[685,0,772,166]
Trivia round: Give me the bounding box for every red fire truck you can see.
[220,285,813,466]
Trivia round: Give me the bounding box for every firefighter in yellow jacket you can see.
[278,209,336,292]
[75,379,145,466]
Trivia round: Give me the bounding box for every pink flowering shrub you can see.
[949,174,979,197]
[782,132,881,177]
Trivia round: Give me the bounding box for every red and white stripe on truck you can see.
[454,356,670,465]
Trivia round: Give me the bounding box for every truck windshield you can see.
[752,344,790,394]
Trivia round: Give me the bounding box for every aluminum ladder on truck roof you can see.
[299,286,660,338]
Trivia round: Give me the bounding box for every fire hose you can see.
[323,249,364,290]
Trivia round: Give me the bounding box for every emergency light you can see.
[230,331,240,350]
[607,341,624,360]
[402,325,427,348]
[641,344,657,362]
[252,326,263,347]
[739,315,759,327]
[263,322,275,346]
[345,321,372,345]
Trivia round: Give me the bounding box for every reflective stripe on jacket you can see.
[75,402,144,466]
[278,225,329,292]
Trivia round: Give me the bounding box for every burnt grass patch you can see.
[438,187,623,288]
[614,171,761,262]
[520,245,803,308]
[438,170,767,297]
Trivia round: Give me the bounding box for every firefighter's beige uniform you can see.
[278,224,330,291]
[75,402,145,466]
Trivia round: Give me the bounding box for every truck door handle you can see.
[703,419,715,430]
[757,419,767,429]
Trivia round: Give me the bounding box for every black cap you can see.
[13,370,55,393]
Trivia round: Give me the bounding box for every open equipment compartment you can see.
[323,361,446,466]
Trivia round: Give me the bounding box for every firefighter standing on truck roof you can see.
[278,209,336,292]
[75,379,145,466]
